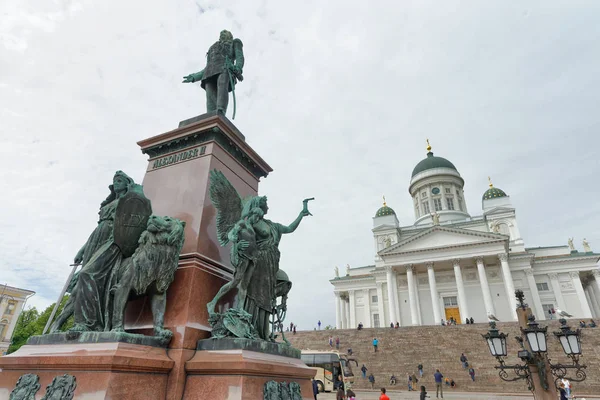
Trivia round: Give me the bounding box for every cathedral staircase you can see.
[286,321,600,395]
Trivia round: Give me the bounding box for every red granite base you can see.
[184,349,315,400]
[0,342,173,399]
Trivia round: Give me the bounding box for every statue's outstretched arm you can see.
[183,70,204,83]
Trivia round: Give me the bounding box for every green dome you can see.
[375,205,396,217]
[483,186,508,200]
[412,152,458,177]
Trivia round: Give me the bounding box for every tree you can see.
[8,295,72,354]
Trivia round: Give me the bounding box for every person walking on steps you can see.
[418,363,424,377]
[373,337,379,352]
[361,364,367,378]
[468,367,475,381]
[335,337,340,350]
[434,369,444,399]
[368,373,375,389]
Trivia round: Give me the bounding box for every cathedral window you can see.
[457,197,463,211]
[536,282,549,291]
[422,202,430,214]
[446,198,455,210]
[372,295,378,303]
[415,205,420,217]
[421,192,427,198]
[433,198,442,211]
[445,188,451,194]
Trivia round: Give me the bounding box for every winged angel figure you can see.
[207,170,313,341]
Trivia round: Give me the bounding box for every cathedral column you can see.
[593,270,600,304]
[376,283,386,327]
[427,262,442,324]
[340,295,348,329]
[391,273,402,326]
[348,290,357,328]
[385,266,398,325]
[584,288,597,318]
[335,292,342,329]
[364,289,372,327]
[453,259,470,321]
[587,281,600,317]
[406,265,419,326]
[524,268,545,320]
[570,271,593,318]
[475,257,496,317]
[548,273,567,311]
[498,254,518,320]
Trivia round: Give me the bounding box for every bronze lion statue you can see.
[107,215,185,342]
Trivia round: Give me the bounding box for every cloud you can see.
[1,0,599,331]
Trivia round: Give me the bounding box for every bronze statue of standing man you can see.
[183,30,244,118]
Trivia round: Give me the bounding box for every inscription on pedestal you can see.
[151,146,206,170]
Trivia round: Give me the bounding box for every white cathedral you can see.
[331,142,600,328]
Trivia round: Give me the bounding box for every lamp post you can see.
[481,290,587,399]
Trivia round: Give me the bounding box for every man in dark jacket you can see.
[312,378,319,400]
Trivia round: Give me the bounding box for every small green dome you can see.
[412,152,458,177]
[375,205,396,217]
[483,187,507,200]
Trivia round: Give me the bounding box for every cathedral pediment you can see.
[378,226,507,255]
[483,206,515,216]
[372,224,399,232]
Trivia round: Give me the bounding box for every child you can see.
[420,385,430,400]
[346,389,356,400]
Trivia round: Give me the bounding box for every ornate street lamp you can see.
[483,321,508,358]
[549,319,587,388]
[481,290,587,395]
[521,315,548,353]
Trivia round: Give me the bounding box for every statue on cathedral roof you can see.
[568,237,575,251]
[583,238,592,253]
[334,266,339,278]
[431,212,440,225]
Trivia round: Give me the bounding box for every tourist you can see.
[389,374,396,385]
[346,389,356,400]
[561,378,571,398]
[336,387,345,400]
[407,373,413,391]
[390,322,394,328]
[548,309,554,320]
[373,337,379,352]
[459,353,468,369]
[465,318,470,324]
[468,367,475,381]
[440,319,445,326]
[357,322,363,330]
[368,373,375,389]
[311,378,319,400]
[449,379,456,388]
[417,363,423,377]
[348,348,353,356]
[579,320,586,328]
[469,317,474,324]
[290,322,293,331]
[293,325,297,334]
[335,337,340,350]
[361,364,367,378]
[318,320,321,330]
[379,387,390,400]
[412,372,419,388]
[558,382,568,400]
[395,322,399,328]
[329,336,333,348]
[590,319,597,327]
[434,369,444,398]
[420,385,430,400]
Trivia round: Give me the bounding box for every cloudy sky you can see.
[1,0,599,330]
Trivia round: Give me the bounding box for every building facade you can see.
[331,144,600,328]
[0,285,35,355]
